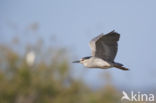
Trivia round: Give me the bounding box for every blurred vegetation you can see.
[0,43,122,103]
[0,23,149,103]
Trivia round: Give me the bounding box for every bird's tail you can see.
[113,62,129,71]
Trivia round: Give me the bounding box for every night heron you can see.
[73,30,128,70]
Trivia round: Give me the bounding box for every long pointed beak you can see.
[72,60,80,63]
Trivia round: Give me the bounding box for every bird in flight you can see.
[73,30,128,70]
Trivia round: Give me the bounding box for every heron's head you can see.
[72,56,91,64]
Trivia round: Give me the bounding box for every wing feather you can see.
[89,30,120,61]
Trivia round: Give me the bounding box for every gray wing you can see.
[89,30,120,62]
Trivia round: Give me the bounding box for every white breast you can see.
[83,57,112,69]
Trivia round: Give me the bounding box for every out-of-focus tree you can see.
[0,42,88,103]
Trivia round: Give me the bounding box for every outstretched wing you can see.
[89,30,120,61]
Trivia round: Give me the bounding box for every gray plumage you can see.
[73,30,128,71]
[90,30,119,62]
